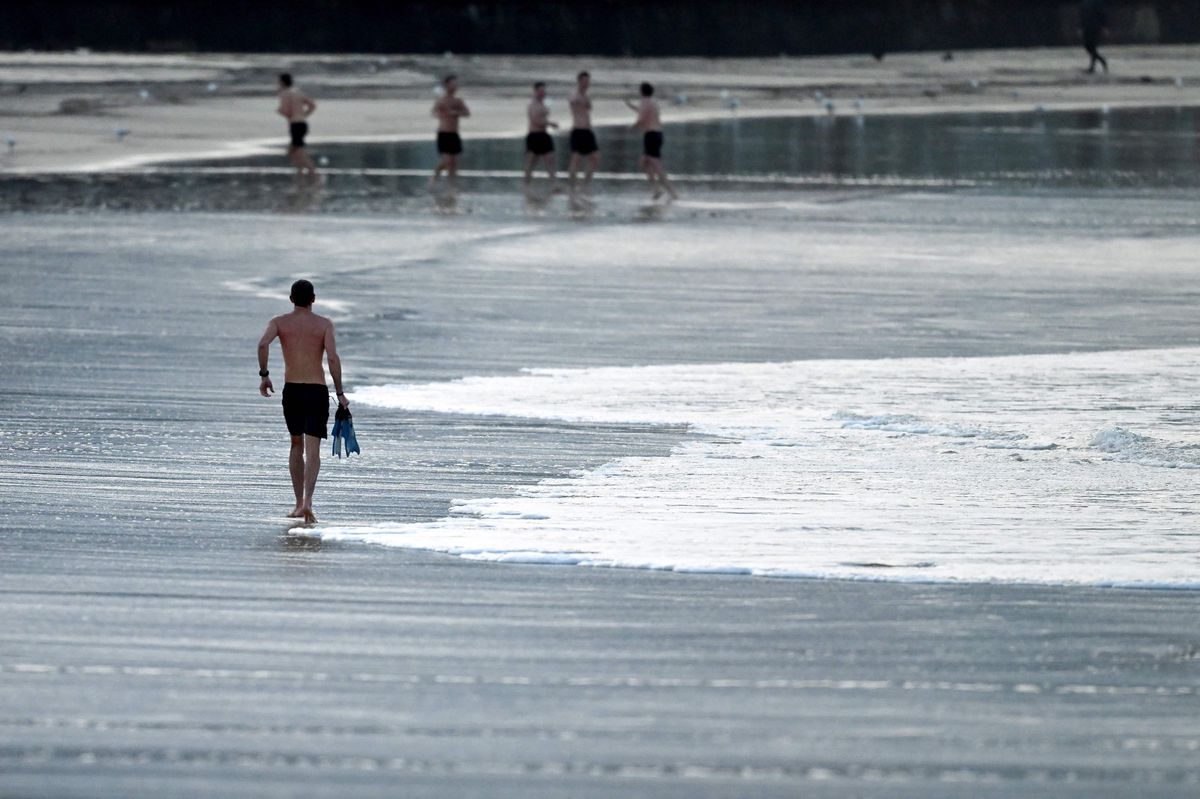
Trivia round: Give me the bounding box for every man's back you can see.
[276,310,330,384]
[637,98,662,131]
[279,88,311,122]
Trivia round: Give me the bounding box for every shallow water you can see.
[210,105,1200,189]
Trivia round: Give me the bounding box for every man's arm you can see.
[257,319,279,396]
[324,323,349,409]
[302,95,317,116]
[276,97,289,118]
[456,100,471,118]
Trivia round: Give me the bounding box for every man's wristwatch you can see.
[336,389,345,396]
[259,369,269,377]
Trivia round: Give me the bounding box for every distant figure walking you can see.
[1081,0,1109,74]
[430,75,470,191]
[523,81,559,191]
[276,73,318,177]
[626,82,678,201]
[568,71,600,193]
[257,279,349,525]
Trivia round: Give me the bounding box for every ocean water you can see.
[321,348,1200,587]
[6,109,1200,595]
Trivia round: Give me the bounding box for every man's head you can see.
[577,71,590,91]
[443,74,458,94]
[290,279,315,308]
[278,73,293,90]
[533,81,546,100]
[640,82,654,98]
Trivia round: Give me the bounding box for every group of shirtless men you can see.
[277,70,678,201]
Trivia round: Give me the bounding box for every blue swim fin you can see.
[332,405,360,458]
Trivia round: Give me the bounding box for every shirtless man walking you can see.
[523,81,559,191]
[567,71,600,193]
[276,73,318,177]
[626,82,677,201]
[430,75,470,191]
[257,279,349,525]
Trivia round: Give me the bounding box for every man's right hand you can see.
[260,377,274,397]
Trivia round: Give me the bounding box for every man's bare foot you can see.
[287,507,305,518]
[652,188,663,200]
[302,508,318,525]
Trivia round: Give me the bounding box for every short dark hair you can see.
[577,70,590,81]
[533,81,546,90]
[443,74,457,85]
[279,73,293,87]
[290,279,315,307]
[640,82,654,97]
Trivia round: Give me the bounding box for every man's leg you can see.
[430,155,447,188]
[301,434,322,523]
[447,155,459,191]
[287,146,303,174]
[523,152,536,187]
[297,147,317,176]
[567,153,580,191]
[642,155,661,197]
[585,153,598,189]
[542,154,557,187]
[287,435,305,517]
[652,160,678,200]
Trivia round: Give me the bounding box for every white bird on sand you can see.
[318,155,330,166]
[824,99,836,114]
[5,135,15,153]
[1100,104,1111,115]
[969,78,981,89]
[432,85,445,97]
[1176,76,1185,88]
[138,89,150,100]
[206,82,218,92]
[115,128,130,141]
[673,92,689,105]
[853,97,864,112]
[814,90,824,102]
[726,96,742,111]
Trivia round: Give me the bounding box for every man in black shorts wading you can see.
[257,279,349,525]
[568,71,600,193]
[276,73,318,177]
[430,74,470,191]
[626,82,678,201]
[524,81,559,192]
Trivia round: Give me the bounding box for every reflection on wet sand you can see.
[432,189,459,215]
[283,177,323,214]
[278,528,323,552]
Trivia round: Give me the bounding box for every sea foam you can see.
[324,348,1200,588]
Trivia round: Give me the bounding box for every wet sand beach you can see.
[2,45,1200,171]
[2,49,1200,798]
